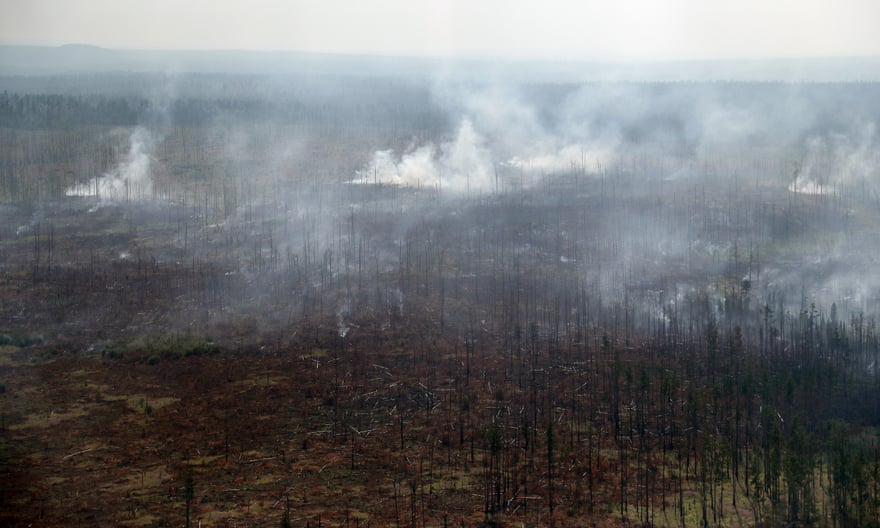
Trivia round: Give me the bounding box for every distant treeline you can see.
[0,92,146,128]
[0,73,449,130]
[3,76,880,147]
[0,91,448,130]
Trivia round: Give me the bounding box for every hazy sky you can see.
[2,0,879,60]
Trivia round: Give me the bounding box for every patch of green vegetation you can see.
[114,395,178,414]
[103,333,220,362]
[166,335,220,359]
[419,470,473,495]
[616,479,755,528]
[9,404,94,430]
[119,513,159,527]
[0,345,20,366]
[0,332,44,348]
[301,348,328,360]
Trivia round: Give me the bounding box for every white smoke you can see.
[352,118,494,192]
[336,299,351,338]
[66,127,154,201]
[457,85,617,177]
[788,123,878,196]
[505,143,616,173]
[358,82,880,196]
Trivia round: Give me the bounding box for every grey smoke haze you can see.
[352,118,494,191]
[790,122,879,196]
[5,2,880,62]
[347,77,880,329]
[353,80,880,196]
[8,65,880,339]
[65,127,155,202]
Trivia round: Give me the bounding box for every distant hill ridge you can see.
[2,44,880,82]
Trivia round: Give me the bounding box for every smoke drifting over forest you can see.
[4,49,880,527]
[65,126,155,201]
[352,80,880,197]
[353,118,494,191]
[3,63,880,347]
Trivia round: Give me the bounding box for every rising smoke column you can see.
[353,83,626,192]
[352,118,495,192]
[457,84,618,175]
[789,123,879,196]
[66,127,155,201]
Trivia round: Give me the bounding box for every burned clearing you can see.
[2,68,880,527]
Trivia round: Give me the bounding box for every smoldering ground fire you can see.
[4,58,880,527]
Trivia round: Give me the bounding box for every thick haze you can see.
[5,2,880,527]
[3,0,880,60]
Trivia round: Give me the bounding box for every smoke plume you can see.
[66,127,155,202]
[789,123,879,196]
[352,118,494,192]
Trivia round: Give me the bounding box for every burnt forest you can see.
[2,50,880,527]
